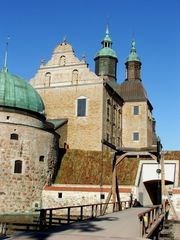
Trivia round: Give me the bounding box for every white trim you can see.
[135,160,179,187]
[132,131,140,141]
[75,96,89,117]
[132,105,140,115]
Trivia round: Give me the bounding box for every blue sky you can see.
[0,0,179,150]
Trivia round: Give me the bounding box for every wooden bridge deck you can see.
[9,207,152,239]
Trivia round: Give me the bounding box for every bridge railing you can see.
[138,205,164,237]
[37,200,130,229]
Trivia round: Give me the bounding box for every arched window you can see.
[45,72,51,86]
[72,69,78,84]
[10,133,18,140]
[14,160,22,174]
[60,55,66,66]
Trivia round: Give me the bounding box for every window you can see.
[72,69,78,84]
[77,98,86,117]
[60,55,66,66]
[133,132,139,141]
[107,105,110,121]
[14,160,22,174]
[107,133,110,142]
[39,156,44,162]
[58,192,62,198]
[133,106,139,115]
[117,109,121,128]
[100,194,105,199]
[10,133,18,140]
[45,72,51,86]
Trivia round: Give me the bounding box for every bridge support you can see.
[101,139,158,215]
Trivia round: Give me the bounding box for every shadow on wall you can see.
[52,148,67,185]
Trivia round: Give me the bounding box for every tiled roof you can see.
[118,79,147,101]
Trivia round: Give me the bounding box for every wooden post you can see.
[161,153,166,210]
[49,209,52,227]
[80,206,83,220]
[91,205,94,218]
[112,156,117,212]
[67,207,70,224]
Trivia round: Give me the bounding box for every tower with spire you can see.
[118,40,157,148]
[125,40,141,81]
[94,26,118,81]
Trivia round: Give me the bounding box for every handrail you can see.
[138,205,165,237]
[37,200,130,229]
[0,222,7,236]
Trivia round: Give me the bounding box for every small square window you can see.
[39,156,44,162]
[58,192,62,198]
[77,99,86,117]
[10,133,18,140]
[133,132,139,141]
[100,194,105,199]
[133,106,139,115]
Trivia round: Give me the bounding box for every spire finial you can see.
[82,52,86,62]
[63,36,67,45]
[126,38,141,63]
[131,39,136,51]
[106,25,109,36]
[4,36,10,69]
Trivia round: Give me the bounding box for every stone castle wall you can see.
[0,111,59,213]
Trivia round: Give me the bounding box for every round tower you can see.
[94,26,118,81]
[0,67,59,214]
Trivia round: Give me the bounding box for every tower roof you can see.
[95,26,118,59]
[0,67,45,115]
[103,26,112,42]
[126,40,141,62]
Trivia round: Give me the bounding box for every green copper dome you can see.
[95,26,118,59]
[126,40,141,62]
[96,47,117,58]
[0,68,45,115]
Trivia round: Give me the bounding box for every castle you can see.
[0,28,179,216]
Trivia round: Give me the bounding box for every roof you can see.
[95,26,118,59]
[47,119,68,130]
[118,79,147,101]
[126,40,141,63]
[0,67,45,115]
[95,47,117,58]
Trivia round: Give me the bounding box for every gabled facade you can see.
[30,28,156,152]
[30,31,124,151]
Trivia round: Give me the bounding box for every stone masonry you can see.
[0,111,59,213]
